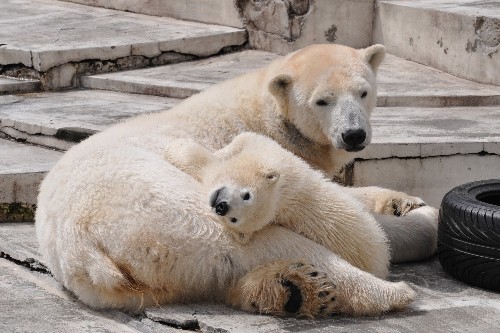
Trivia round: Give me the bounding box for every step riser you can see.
[374,1,500,86]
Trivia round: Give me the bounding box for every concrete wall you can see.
[240,0,375,53]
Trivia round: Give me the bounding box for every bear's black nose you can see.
[215,202,229,216]
[342,129,366,151]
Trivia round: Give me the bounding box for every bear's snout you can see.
[210,187,231,216]
[341,128,367,152]
[215,202,230,216]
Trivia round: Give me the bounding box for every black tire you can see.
[437,179,500,291]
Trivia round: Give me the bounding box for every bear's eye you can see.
[242,192,251,201]
[361,91,368,98]
[316,99,328,106]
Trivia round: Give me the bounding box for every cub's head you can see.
[203,147,282,242]
[268,44,386,153]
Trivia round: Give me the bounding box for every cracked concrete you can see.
[0,90,180,150]
[236,0,374,53]
[0,0,246,89]
[2,222,499,332]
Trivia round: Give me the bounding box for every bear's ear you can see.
[264,169,280,184]
[362,44,386,72]
[268,74,292,98]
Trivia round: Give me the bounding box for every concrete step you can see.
[60,0,244,29]
[354,106,500,207]
[59,0,375,53]
[0,139,62,222]
[0,90,180,150]
[0,76,40,95]
[1,223,500,332]
[81,51,500,107]
[374,0,500,86]
[0,0,246,90]
[1,88,499,208]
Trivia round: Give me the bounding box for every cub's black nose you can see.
[342,129,366,147]
[215,202,229,216]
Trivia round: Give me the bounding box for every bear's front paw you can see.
[378,193,426,217]
[230,261,339,318]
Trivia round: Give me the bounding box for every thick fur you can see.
[36,44,437,317]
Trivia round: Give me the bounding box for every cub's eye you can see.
[361,91,368,98]
[316,99,328,106]
[242,192,251,201]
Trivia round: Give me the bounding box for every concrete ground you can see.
[1,0,499,332]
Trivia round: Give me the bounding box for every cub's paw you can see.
[378,193,426,217]
[231,261,339,318]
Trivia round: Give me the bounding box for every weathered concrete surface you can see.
[239,0,374,53]
[61,0,244,28]
[374,0,500,86]
[0,90,180,150]
[144,258,500,333]
[0,76,40,94]
[0,0,246,89]
[0,259,142,333]
[61,0,374,52]
[81,51,279,99]
[0,139,61,211]
[353,154,500,208]
[361,106,500,159]
[81,51,500,106]
[2,223,500,332]
[348,106,500,207]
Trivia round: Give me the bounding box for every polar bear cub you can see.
[161,135,280,243]
[205,159,281,244]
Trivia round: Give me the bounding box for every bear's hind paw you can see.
[231,261,339,318]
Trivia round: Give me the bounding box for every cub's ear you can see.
[362,44,386,72]
[268,74,292,97]
[263,169,280,184]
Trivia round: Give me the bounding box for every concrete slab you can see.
[0,139,61,220]
[0,76,40,94]
[81,51,500,107]
[0,259,142,333]
[144,258,500,333]
[0,0,246,88]
[81,51,279,99]
[374,0,500,86]
[361,106,500,159]
[61,0,244,29]
[2,223,500,332]
[0,90,180,150]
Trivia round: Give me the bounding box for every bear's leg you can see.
[224,226,416,318]
[374,206,439,263]
[344,186,439,263]
[344,186,427,216]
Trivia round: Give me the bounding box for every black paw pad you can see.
[281,280,303,314]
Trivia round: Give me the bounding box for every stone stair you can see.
[0,0,246,90]
[1,0,500,332]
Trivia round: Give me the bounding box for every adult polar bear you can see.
[36,44,438,317]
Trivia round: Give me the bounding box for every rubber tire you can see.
[438,179,500,291]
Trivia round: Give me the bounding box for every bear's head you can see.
[267,44,386,153]
[203,144,282,241]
